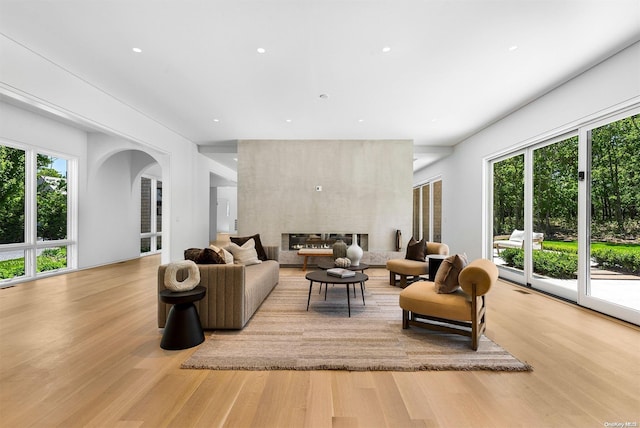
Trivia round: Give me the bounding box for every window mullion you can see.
[24,150,37,277]
[67,158,78,269]
[151,179,157,251]
[523,149,534,285]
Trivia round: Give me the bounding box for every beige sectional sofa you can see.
[157,246,279,329]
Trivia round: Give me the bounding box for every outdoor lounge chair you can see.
[493,229,544,254]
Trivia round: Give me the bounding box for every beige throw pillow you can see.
[434,253,468,294]
[210,244,234,264]
[230,234,268,261]
[226,239,262,266]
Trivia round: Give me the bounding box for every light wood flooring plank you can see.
[1,256,639,427]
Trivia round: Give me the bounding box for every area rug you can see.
[182,275,532,371]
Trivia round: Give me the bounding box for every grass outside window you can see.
[0,247,67,279]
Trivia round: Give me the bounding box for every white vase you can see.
[346,234,363,266]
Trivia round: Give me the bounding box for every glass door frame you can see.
[577,107,640,325]
[485,103,640,325]
[528,133,579,302]
[487,150,527,286]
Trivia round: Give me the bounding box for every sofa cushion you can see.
[231,234,268,261]
[434,253,468,294]
[386,258,429,276]
[509,229,525,242]
[210,244,234,264]
[400,281,474,321]
[243,260,280,320]
[405,237,427,261]
[227,239,262,266]
[184,247,225,264]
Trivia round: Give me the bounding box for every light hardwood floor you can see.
[1,255,638,427]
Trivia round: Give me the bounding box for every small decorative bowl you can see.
[334,257,351,268]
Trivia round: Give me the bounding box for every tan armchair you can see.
[386,241,449,288]
[399,258,499,350]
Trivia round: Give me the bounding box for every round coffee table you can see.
[315,261,369,295]
[305,270,368,317]
[159,286,206,350]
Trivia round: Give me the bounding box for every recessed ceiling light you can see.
[285,119,292,123]
[358,119,365,123]
[132,47,142,53]
[508,45,518,52]
[382,46,391,53]
[257,47,266,54]
[213,118,220,123]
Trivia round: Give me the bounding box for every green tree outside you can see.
[493,114,640,276]
[0,146,26,244]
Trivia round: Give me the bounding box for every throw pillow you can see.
[226,238,262,266]
[184,248,201,262]
[434,253,468,293]
[210,244,234,264]
[184,247,225,264]
[230,234,268,261]
[405,237,427,261]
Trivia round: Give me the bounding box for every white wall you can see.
[217,187,238,234]
[82,148,141,265]
[0,102,87,157]
[209,187,218,242]
[414,41,640,260]
[79,134,162,267]
[0,34,231,264]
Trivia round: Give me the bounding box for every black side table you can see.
[428,255,448,281]
[159,286,206,350]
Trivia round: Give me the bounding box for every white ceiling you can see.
[1,0,639,173]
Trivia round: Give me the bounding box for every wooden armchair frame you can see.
[402,287,486,350]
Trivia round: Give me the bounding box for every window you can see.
[0,145,25,245]
[140,176,162,254]
[412,178,442,242]
[0,143,75,285]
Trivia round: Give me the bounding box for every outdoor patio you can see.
[494,252,640,312]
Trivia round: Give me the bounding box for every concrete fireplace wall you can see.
[237,140,413,265]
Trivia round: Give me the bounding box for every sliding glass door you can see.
[489,108,639,324]
[530,136,579,300]
[491,153,525,283]
[581,113,639,322]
